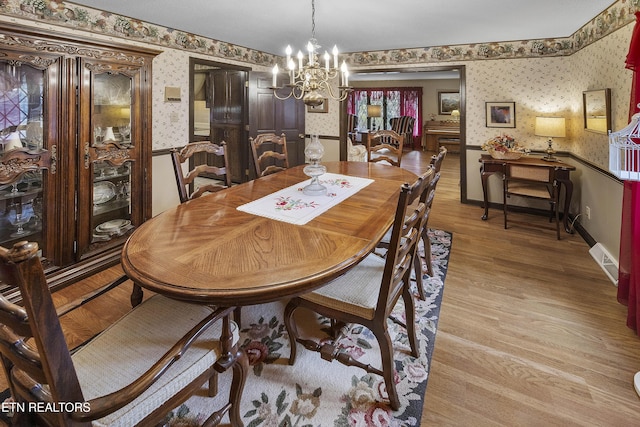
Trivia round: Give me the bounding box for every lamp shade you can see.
[535,117,566,138]
[451,109,460,118]
[367,105,382,117]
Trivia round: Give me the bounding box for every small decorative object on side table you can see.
[482,134,528,160]
[302,134,327,196]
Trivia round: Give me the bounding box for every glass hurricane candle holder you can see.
[302,134,327,196]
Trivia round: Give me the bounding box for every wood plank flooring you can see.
[400,151,640,426]
[2,150,640,426]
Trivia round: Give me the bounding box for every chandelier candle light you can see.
[271,0,351,107]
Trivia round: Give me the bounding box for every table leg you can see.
[558,177,574,233]
[481,166,491,220]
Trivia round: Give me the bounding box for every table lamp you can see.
[535,116,565,161]
[367,104,382,131]
[451,109,460,121]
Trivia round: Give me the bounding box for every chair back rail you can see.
[0,242,85,425]
[367,130,404,167]
[250,133,289,177]
[379,176,427,312]
[171,141,230,203]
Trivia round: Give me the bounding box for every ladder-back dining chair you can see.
[367,130,404,167]
[0,241,247,427]
[283,169,432,410]
[420,146,447,280]
[171,141,231,204]
[376,160,440,300]
[249,133,289,178]
[503,163,561,239]
[171,140,241,324]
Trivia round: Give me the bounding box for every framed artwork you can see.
[438,91,460,115]
[583,89,611,134]
[307,99,328,113]
[486,102,516,128]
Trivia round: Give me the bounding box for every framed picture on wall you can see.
[307,99,328,113]
[486,101,516,128]
[583,88,611,134]
[438,91,460,115]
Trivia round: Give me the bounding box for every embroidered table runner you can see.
[237,173,374,225]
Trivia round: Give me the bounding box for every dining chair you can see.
[0,241,247,427]
[171,140,242,323]
[390,116,415,148]
[420,146,448,279]
[376,161,439,300]
[249,133,289,177]
[283,170,431,410]
[503,163,561,239]
[367,130,404,167]
[171,140,231,204]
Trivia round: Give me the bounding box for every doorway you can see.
[189,60,306,182]
[342,65,466,202]
[189,57,250,183]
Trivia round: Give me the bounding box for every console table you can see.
[479,154,576,233]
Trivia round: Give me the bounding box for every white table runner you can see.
[237,173,374,225]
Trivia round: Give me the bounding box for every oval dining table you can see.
[120,160,417,426]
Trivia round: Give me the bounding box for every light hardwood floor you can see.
[2,150,640,426]
[401,151,640,426]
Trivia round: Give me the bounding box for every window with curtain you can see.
[347,87,422,139]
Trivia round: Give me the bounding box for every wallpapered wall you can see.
[461,20,632,171]
[0,0,635,255]
[150,26,633,168]
[571,23,634,165]
[0,0,636,165]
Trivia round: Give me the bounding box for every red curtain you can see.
[618,11,640,333]
[346,87,422,139]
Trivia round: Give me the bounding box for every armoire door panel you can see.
[0,43,64,280]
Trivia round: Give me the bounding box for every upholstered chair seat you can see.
[72,295,240,426]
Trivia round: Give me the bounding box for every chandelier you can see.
[271,0,351,107]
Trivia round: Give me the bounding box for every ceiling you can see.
[69,0,614,56]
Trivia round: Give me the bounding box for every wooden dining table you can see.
[121,161,417,306]
[120,161,417,426]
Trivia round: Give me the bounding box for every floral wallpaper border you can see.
[0,0,639,67]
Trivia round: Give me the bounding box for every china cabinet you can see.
[0,24,159,301]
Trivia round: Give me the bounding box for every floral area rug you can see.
[164,229,452,427]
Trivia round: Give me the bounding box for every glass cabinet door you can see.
[89,72,134,247]
[78,61,141,257]
[0,61,48,255]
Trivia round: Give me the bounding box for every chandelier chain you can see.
[311,0,317,46]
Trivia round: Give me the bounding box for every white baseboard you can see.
[589,243,618,286]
